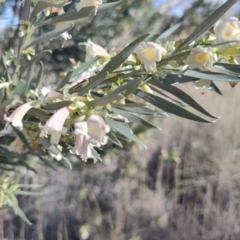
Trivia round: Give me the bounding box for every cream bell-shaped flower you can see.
[4,101,34,129]
[40,106,70,144]
[76,0,102,15]
[74,114,110,146]
[185,46,217,71]
[70,134,94,161]
[135,42,167,72]
[214,17,240,46]
[84,40,109,60]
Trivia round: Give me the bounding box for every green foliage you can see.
[0,0,240,224]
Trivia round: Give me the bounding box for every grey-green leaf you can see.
[20,50,51,75]
[86,94,122,107]
[30,0,69,22]
[13,80,26,97]
[150,81,217,118]
[25,23,74,48]
[55,70,73,91]
[174,0,238,52]
[111,108,160,129]
[71,33,149,95]
[184,69,240,82]
[105,117,147,148]
[134,89,212,123]
[71,57,99,79]
[108,132,123,147]
[41,101,72,110]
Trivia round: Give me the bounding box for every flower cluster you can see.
[2,1,240,167]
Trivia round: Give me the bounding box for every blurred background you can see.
[1,0,240,239]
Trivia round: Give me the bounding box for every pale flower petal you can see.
[85,40,109,60]
[41,107,71,144]
[4,101,34,129]
[214,17,240,47]
[135,42,167,72]
[185,46,217,71]
[70,134,94,160]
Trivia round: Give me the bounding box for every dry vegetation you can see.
[1,82,240,240]
[1,1,240,239]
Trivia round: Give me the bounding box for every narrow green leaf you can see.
[112,78,142,94]
[150,81,217,118]
[7,194,32,225]
[40,1,121,26]
[36,61,44,88]
[86,94,122,107]
[111,108,160,129]
[108,132,123,147]
[34,152,57,170]
[30,0,69,22]
[134,90,212,123]
[41,101,72,110]
[210,81,222,95]
[150,85,186,107]
[101,32,149,74]
[158,23,182,40]
[27,108,48,121]
[175,0,238,52]
[40,6,95,25]
[20,50,51,75]
[69,73,107,94]
[13,80,26,97]
[184,69,240,82]
[111,103,168,117]
[124,79,143,97]
[158,51,191,66]
[160,74,197,84]
[40,138,72,170]
[71,57,99,79]
[21,0,31,21]
[105,117,147,148]
[214,62,240,75]
[71,33,149,95]
[11,124,31,150]
[25,23,74,48]
[98,1,122,13]
[55,70,73,91]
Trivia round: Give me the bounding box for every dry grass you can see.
[1,82,240,240]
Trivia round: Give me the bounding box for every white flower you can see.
[4,101,34,129]
[76,0,102,15]
[185,46,217,71]
[214,17,240,46]
[41,86,63,103]
[74,114,110,146]
[84,40,109,60]
[194,79,212,89]
[40,106,70,144]
[70,134,94,161]
[135,42,167,72]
